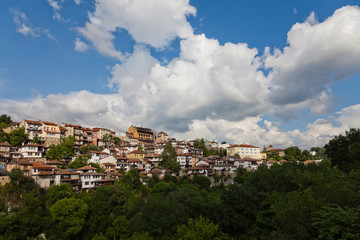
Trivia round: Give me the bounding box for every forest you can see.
[1,129,360,240]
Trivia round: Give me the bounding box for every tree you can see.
[113,136,121,147]
[0,114,11,124]
[46,184,75,207]
[102,133,113,148]
[49,198,88,239]
[0,131,9,143]
[301,150,312,161]
[80,143,101,154]
[8,127,29,147]
[175,216,230,240]
[284,146,301,162]
[325,128,360,172]
[46,136,76,160]
[159,143,180,173]
[68,154,91,169]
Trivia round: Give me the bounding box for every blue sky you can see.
[1,0,360,149]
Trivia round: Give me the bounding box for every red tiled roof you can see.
[42,121,57,126]
[128,150,144,154]
[76,166,97,170]
[32,163,54,170]
[0,142,11,146]
[24,143,44,147]
[25,120,42,125]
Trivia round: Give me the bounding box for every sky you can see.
[1,0,360,150]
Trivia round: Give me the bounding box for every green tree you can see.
[80,143,101,154]
[159,143,180,173]
[301,150,312,161]
[45,184,75,207]
[46,136,76,160]
[175,216,230,240]
[8,127,29,147]
[68,154,91,169]
[325,128,360,172]
[0,132,9,143]
[313,204,360,240]
[284,146,301,162]
[102,133,113,148]
[49,198,88,239]
[113,136,121,147]
[0,114,11,124]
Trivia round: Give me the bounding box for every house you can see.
[40,121,61,147]
[6,159,33,176]
[31,163,56,188]
[100,162,116,173]
[127,125,155,146]
[103,148,117,156]
[20,119,42,140]
[227,144,261,159]
[56,169,81,191]
[0,142,11,158]
[236,158,263,170]
[116,156,129,171]
[88,151,109,164]
[187,166,212,177]
[156,131,169,144]
[177,154,193,168]
[18,143,45,162]
[127,150,145,160]
[76,166,107,189]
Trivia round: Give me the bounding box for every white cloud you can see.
[265,6,360,119]
[74,37,89,52]
[78,0,196,59]
[10,9,57,41]
[74,0,81,5]
[3,5,360,150]
[47,0,62,21]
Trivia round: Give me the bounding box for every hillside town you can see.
[0,117,321,190]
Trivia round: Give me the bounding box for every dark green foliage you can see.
[159,143,180,173]
[80,143,102,154]
[325,128,360,172]
[46,136,76,160]
[8,127,29,147]
[0,114,11,124]
[67,154,91,169]
[284,146,301,162]
[2,130,360,240]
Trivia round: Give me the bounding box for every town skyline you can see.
[1,0,360,149]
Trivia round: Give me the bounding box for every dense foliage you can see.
[1,130,360,239]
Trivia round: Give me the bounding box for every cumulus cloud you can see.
[3,5,360,150]
[74,37,89,51]
[265,6,360,118]
[74,0,81,5]
[10,8,57,41]
[77,0,196,59]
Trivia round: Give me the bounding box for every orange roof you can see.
[42,121,57,126]
[44,130,60,134]
[128,150,144,154]
[24,143,44,147]
[76,166,97,170]
[25,120,42,125]
[228,144,259,148]
[0,142,11,146]
[32,163,54,169]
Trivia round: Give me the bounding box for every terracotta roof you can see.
[76,166,97,170]
[59,169,80,175]
[102,162,115,166]
[95,178,115,182]
[129,159,139,162]
[25,120,42,125]
[89,151,109,155]
[37,172,53,176]
[228,144,259,148]
[128,150,144,154]
[45,160,65,165]
[81,172,106,176]
[42,121,57,126]
[242,158,262,162]
[32,163,54,170]
[0,142,11,146]
[23,143,44,147]
[44,130,60,134]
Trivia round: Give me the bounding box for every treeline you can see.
[2,127,360,240]
[1,160,360,240]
